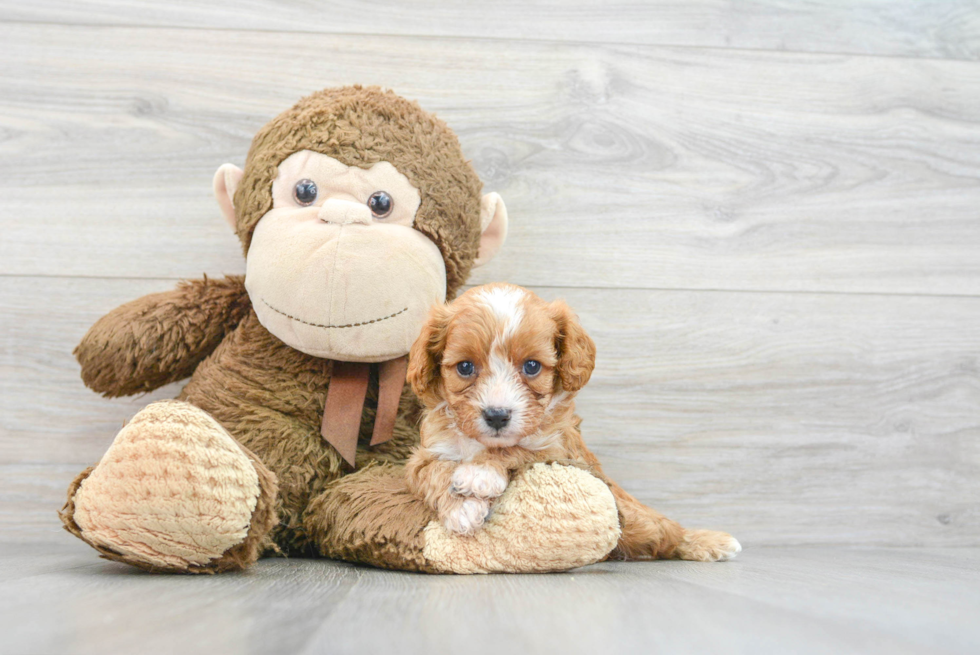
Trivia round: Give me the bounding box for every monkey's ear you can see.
[407,303,452,406]
[213,163,244,231]
[474,192,508,267]
[550,300,597,394]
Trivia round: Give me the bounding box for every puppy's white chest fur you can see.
[517,430,563,451]
[426,431,487,463]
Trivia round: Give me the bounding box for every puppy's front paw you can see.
[442,497,491,535]
[451,464,508,499]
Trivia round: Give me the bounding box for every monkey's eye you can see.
[456,361,475,377]
[293,179,318,206]
[367,191,393,218]
[522,360,542,377]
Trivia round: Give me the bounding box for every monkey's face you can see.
[243,150,447,362]
[213,87,510,363]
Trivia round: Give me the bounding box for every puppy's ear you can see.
[550,300,596,393]
[408,303,453,405]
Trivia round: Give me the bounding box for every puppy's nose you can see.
[482,407,511,431]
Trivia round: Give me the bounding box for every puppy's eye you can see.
[367,190,393,218]
[522,360,542,376]
[293,179,318,206]
[456,361,475,377]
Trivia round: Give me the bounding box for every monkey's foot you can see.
[423,462,621,573]
[60,400,278,573]
[675,529,742,562]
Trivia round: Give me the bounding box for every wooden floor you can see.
[2,541,979,655]
[1,1,979,653]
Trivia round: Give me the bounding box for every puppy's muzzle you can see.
[481,407,512,432]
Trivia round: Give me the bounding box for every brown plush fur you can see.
[176,310,423,555]
[303,462,435,572]
[75,275,252,397]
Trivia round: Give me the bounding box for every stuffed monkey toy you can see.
[59,86,627,573]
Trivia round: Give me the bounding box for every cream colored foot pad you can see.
[423,462,620,574]
[73,400,260,569]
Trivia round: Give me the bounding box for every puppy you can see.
[405,283,740,562]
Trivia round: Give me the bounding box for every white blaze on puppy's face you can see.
[243,150,447,362]
[477,285,525,340]
[473,286,529,441]
[474,346,528,441]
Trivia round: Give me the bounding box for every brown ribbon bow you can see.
[320,356,408,467]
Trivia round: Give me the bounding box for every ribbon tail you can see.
[321,361,370,467]
[370,356,408,446]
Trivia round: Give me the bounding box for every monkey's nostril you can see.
[481,407,511,431]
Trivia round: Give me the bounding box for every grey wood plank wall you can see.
[0,3,978,547]
[4,1,980,60]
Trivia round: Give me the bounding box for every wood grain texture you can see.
[2,23,980,294]
[2,0,980,60]
[3,277,977,546]
[1,542,979,655]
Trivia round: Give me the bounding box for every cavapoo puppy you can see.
[405,283,740,562]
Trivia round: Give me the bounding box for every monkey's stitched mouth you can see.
[260,299,408,329]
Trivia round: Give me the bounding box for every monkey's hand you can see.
[75,275,250,397]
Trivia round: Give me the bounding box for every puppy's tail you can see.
[674,529,742,562]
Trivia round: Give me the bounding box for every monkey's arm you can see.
[75,275,251,397]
